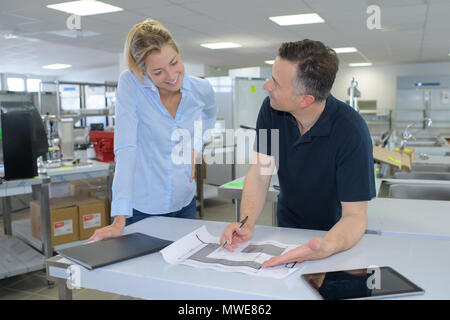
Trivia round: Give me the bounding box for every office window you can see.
[7,77,25,92]
[27,78,42,92]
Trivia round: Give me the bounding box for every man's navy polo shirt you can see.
[255,94,376,231]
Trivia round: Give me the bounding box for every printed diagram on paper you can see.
[161,226,306,278]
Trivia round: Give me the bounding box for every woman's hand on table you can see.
[87,215,126,242]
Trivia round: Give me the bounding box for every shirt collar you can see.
[142,73,191,93]
[308,94,338,137]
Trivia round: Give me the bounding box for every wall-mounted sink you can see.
[409,147,449,156]
[389,184,450,201]
[406,141,442,147]
[410,164,450,172]
[405,136,447,147]
[393,172,450,181]
[414,137,440,141]
[378,182,450,201]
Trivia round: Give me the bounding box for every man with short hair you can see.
[220,39,376,267]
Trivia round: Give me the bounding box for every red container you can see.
[89,130,115,162]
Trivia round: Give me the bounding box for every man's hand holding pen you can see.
[220,216,252,252]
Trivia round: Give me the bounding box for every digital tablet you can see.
[301,266,425,300]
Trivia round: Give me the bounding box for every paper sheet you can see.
[161,226,306,279]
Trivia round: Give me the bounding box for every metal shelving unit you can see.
[37,80,117,127]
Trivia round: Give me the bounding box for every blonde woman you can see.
[89,19,217,241]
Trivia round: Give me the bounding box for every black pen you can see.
[220,216,249,251]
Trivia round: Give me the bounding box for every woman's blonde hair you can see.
[124,19,180,82]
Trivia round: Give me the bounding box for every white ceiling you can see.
[1,0,450,77]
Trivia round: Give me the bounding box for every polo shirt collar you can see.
[290,94,338,145]
[308,94,338,137]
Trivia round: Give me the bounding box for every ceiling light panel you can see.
[47,1,123,16]
[42,64,72,69]
[269,13,325,26]
[200,42,242,49]
[349,62,372,67]
[333,47,358,53]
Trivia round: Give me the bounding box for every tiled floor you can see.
[0,191,274,300]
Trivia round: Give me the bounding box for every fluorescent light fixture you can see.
[269,13,324,26]
[200,42,241,49]
[264,60,275,65]
[349,62,372,67]
[47,1,123,16]
[333,47,357,54]
[2,33,17,40]
[48,29,100,38]
[42,64,72,70]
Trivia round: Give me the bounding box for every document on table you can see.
[161,226,306,279]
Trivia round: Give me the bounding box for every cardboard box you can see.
[30,197,79,245]
[96,194,111,225]
[373,145,414,171]
[89,190,111,225]
[49,182,70,199]
[68,180,89,197]
[69,177,107,197]
[76,197,107,240]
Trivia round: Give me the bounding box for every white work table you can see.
[366,197,450,240]
[46,216,450,300]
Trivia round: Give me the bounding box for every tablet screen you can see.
[301,266,424,300]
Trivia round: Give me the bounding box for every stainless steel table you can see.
[1,161,113,279]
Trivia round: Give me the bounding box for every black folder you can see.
[57,232,173,270]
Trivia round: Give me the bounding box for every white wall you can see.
[228,66,271,78]
[74,52,207,81]
[56,59,450,107]
[58,64,120,83]
[184,63,205,77]
[332,61,450,113]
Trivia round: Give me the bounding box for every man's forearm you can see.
[240,167,271,229]
[322,212,367,257]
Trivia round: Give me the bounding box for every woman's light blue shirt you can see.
[111,70,217,217]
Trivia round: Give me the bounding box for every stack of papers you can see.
[161,226,306,279]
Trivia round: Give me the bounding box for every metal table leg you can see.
[272,202,278,227]
[32,178,53,259]
[196,163,204,218]
[234,199,241,222]
[2,196,12,235]
[57,278,73,300]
